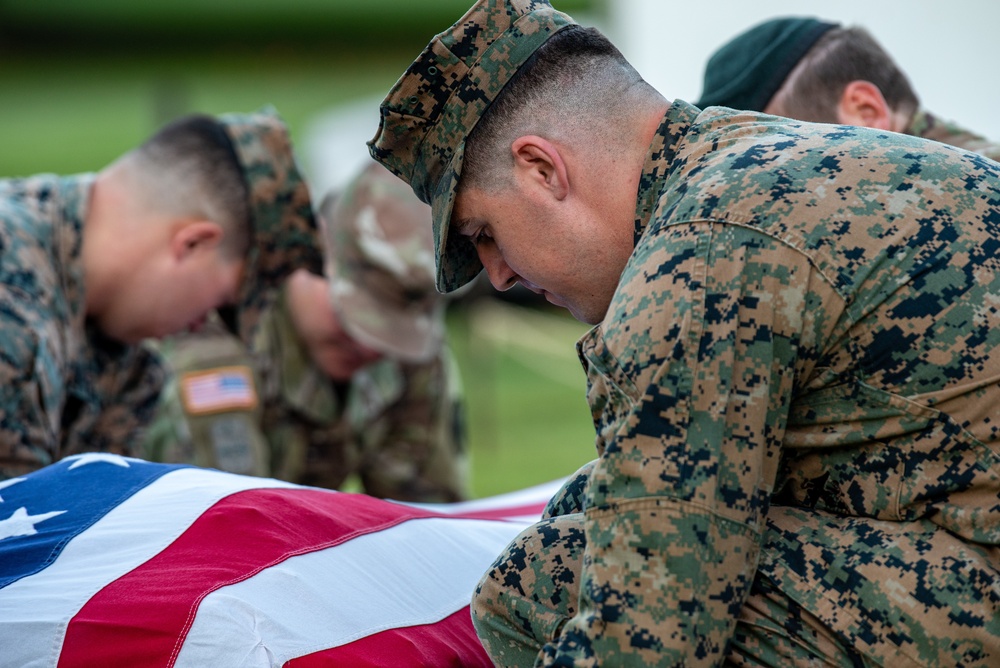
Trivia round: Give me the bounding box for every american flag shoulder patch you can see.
[180,366,258,415]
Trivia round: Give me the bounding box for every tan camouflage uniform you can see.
[143,163,468,502]
[0,108,320,480]
[368,1,1000,665]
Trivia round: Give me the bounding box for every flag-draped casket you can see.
[0,455,560,667]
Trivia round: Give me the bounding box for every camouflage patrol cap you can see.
[367,0,576,293]
[218,106,322,344]
[696,17,839,111]
[320,162,444,363]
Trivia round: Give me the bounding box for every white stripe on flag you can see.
[175,517,525,666]
[0,469,298,668]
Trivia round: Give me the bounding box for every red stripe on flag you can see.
[287,606,491,668]
[58,490,489,668]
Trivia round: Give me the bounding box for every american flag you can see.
[0,454,561,667]
[180,367,257,413]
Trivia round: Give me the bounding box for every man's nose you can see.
[479,247,518,292]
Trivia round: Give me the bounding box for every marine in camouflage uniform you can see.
[143,162,468,502]
[368,0,1000,665]
[696,17,1000,162]
[0,107,320,479]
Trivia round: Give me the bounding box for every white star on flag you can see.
[66,453,132,470]
[0,507,67,541]
[0,478,25,503]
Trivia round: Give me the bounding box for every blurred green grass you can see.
[0,51,404,178]
[0,0,597,50]
[448,300,595,497]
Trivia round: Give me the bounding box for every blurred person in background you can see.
[697,16,1000,160]
[143,161,468,503]
[0,107,320,480]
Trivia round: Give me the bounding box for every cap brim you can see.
[329,272,444,363]
[430,141,483,294]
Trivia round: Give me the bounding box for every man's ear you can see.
[170,220,224,262]
[510,136,569,200]
[837,80,894,130]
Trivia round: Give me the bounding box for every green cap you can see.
[367,0,576,293]
[219,106,322,344]
[320,162,444,363]
[695,17,839,111]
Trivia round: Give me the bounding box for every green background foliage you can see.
[448,301,595,497]
[0,0,602,497]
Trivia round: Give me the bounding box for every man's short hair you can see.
[368,0,652,293]
[462,25,647,193]
[696,17,837,112]
[133,115,251,260]
[776,26,920,123]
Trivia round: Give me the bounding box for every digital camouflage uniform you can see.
[0,107,320,480]
[143,163,468,502]
[368,1,1000,665]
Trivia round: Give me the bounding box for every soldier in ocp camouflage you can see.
[368,0,1000,665]
[0,107,320,479]
[143,162,468,502]
[696,17,1000,161]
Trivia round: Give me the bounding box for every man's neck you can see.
[81,170,114,320]
[81,165,146,326]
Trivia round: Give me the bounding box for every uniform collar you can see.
[632,99,701,244]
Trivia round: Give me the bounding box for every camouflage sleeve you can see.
[358,346,469,503]
[67,343,166,459]
[0,300,165,478]
[542,221,839,665]
[541,458,596,519]
[0,316,58,478]
[141,322,270,477]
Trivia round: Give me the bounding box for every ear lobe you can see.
[511,135,569,200]
[837,80,893,130]
[171,220,224,261]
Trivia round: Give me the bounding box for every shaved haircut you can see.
[124,115,251,260]
[461,25,660,194]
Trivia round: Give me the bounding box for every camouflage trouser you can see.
[472,464,1000,667]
